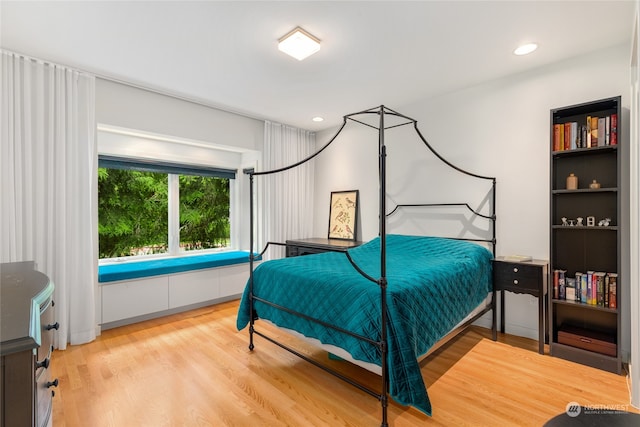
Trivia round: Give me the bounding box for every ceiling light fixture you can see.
[278,27,321,61]
[312,116,324,122]
[514,43,538,56]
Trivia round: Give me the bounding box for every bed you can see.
[237,106,497,426]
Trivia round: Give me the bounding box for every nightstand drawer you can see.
[493,262,542,293]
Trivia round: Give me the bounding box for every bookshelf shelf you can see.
[552,145,617,157]
[551,225,618,231]
[552,188,617,194]
[551,298,618,314]
[549,96,622,374]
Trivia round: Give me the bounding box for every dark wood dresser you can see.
[1,262,58,427]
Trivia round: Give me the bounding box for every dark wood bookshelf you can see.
[549,96,622,374]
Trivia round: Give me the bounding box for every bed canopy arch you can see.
[247,104,496,258]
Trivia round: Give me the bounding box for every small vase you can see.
[566,173,578,190]
[589,180,601,189]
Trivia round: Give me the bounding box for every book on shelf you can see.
[587,270,596,305]
[608,273,617,309]
[553,123,563,151]
[597,117,605,146]
[565,277,576,301]
[570,122,577,150]
[590,116,599,146]
[595,272,606,306]
[610,113,618,145]
[553,269,566,299]
[575,272,583,302]
[580,124,587,149]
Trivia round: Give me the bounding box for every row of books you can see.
[553,114,618,151]
[552,269,617,309]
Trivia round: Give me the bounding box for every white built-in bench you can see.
[98,251,259,329]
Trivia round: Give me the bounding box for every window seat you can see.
[98,251,259,283]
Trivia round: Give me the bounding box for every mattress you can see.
[237,234,493,415]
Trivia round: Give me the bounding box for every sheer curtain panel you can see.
[261,121,315,259]
[1,50,97,348]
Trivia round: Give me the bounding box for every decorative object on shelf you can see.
[568,219,575,226]
[566,173,578,190]
[589,179,601,189]
[586,216,596,227]
[598,218,611,227]
[328,190,359,241]
[576,217,584,226]
[561,217,569,226]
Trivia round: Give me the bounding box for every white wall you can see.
[96,78,263,151]
[313,43,631,352]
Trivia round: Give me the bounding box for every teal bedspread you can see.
[236,234,493,415]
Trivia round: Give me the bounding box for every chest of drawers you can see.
[1,262,58,427]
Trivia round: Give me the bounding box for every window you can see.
[98,168,169,258]
[98,156,235,260]
[179,175,230,251]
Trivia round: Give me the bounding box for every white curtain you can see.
[1,50,97,349]
[261,121,315,258]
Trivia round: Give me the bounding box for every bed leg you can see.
[380,393,389,427]
[249,325,255,351]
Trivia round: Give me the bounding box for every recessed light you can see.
[278,27,321,61]
[514,43,538,56]
[312,116,324,122]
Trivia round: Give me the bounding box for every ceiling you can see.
[1,1,635,131]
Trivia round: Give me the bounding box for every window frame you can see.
[98,155,236,262]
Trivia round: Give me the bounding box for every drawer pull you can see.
[513,279,519,285]
[580,338,592,343]
[46,322,60,331]
[46,379,59,388]
[35,357,50,370]
[513,267,518,273]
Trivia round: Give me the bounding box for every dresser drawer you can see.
[36,297,57,427]
[36,360,54,427]
[493,261,542,293]
[37,298,56,365]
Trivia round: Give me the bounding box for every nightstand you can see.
[492,258,548,354]
[285,238,362,257]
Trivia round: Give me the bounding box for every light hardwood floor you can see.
[51,300,635,426]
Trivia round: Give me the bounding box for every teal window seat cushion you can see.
[98,251,258,283]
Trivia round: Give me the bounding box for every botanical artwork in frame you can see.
[328,190,359,241]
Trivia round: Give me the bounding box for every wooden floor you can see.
[51,300,635,426]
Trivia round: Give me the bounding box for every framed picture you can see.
[328,190,359,240]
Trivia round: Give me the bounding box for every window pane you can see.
[179,176,230,251]
[98,168,168,258]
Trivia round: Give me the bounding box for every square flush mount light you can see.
[278,27,321,61]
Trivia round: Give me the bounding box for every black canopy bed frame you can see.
[242,105,497,426]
